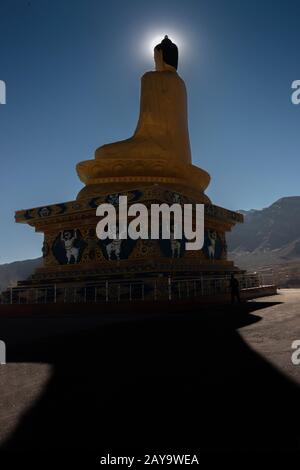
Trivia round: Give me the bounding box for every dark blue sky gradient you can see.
[0,0,300,262]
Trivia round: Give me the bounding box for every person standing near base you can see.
[230,273,241,303]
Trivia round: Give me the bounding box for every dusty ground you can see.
[0,289,299,454]
[239,289,300,384]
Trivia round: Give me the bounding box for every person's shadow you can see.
[1,301,299,453]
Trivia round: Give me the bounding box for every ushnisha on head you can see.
[154,35,178,72]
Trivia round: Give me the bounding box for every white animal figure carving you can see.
[207,230,217,260]
[61,229,79,264]
[170,229,181,258]
[106,238,123,260]
[105,227,126,260]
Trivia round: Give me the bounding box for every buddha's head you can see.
[154,35,178,72]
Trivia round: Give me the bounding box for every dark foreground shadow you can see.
[2,301,299,453]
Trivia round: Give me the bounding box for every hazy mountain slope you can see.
[228,197,300,285]
[0,258,42,291]
[228,197,300,255]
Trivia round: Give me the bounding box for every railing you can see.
[0,272,275,305]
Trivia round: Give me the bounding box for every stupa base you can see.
[14,184,243,293]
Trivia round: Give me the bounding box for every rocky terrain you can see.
[228,196,300,286]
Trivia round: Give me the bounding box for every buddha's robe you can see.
[95,71,192,165]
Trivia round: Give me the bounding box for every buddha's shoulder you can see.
[142,71,184,84]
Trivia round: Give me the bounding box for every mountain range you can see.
[0,258,42,292]
[228,196,300,286]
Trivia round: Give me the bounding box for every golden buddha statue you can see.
[76,36,210,202]
[15,36,245,290]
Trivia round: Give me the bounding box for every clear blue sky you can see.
[0,0,300,263]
